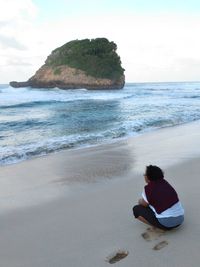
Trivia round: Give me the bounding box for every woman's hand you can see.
[138,198,149,207]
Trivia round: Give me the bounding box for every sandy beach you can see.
[0,121,200,266]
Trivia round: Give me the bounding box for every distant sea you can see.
[1,82,200,166]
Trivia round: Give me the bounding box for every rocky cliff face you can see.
[29,65,124,89]
[10,65,125,89]
[10,38,125,90]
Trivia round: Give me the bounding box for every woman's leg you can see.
[132,204,168,230]
[137,216,151,226]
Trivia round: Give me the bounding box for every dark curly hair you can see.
[145,165,164,181]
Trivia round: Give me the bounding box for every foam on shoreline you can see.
[1,81,200,166]
[1,119,200,212]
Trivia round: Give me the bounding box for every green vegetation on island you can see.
[45,38,124,80]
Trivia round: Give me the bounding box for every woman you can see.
[133,165,184,230]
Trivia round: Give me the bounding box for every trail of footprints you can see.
[106,227,168,264]
[142,227,169,250]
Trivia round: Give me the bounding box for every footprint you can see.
[142,227,165,241]
[153,241,168,250]
[141,232,151,241]
[106,250,129,264]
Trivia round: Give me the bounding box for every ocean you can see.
[1,82,200,166]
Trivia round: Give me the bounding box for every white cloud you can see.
[0,3,200,83]
[0,0,38,21]
[0,0,41,82]
[0,34,27,50]
[6,56,32,66]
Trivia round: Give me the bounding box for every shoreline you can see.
[1,81,200,168]
[1,119,200,212]
[2,118,200,168]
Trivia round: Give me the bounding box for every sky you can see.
[0,0,200,83]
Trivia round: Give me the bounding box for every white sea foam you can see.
[1,82,200,165]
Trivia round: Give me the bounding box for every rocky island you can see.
[10,38,125,90]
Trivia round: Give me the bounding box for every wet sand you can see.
[0,121,200,266]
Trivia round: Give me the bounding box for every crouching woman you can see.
[133,165,184,230]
